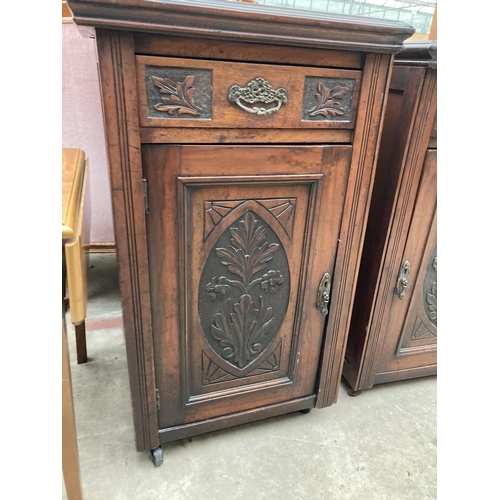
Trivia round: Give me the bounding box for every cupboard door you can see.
[143,145,351,431]
[375,149,437,383]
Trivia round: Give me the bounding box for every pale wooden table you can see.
[62,148,90,500]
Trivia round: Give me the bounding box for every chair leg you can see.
[75,322,88,364]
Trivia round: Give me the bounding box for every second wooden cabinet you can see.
[343,42,437,394]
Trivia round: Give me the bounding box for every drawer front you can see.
[136,56,361,129]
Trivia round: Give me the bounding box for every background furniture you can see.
[62,148,91,364]
[343,42,437,395]
[67,0,414,466]
[62,148,90,499]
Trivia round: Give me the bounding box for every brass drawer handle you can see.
[396,260,410,299]
[228,77,288,116]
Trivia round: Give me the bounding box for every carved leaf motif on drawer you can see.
[308,83,349,117]
[151,75,201,116]
[145,66,213,119]
[302,77,356,122]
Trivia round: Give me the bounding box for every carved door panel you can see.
[375,149,437,382]
[143,145,351,431]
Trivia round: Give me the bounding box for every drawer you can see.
[136,56,361,129]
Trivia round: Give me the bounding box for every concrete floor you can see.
[64,253,437,499]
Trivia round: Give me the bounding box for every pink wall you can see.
[62,23,115,244]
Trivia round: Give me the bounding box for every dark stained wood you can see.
[95,29,159,452]
[67,0,414,53]
[343,42,437,392]
[343,64,427,389]
[136,55,362,129]
[428,115,437,149]
[140,127,353,144]
[67,0,415,457]
[134,34,364,69]
[316,52,393,407]
[395,41,437,68]
[159,395,315,443]
[145,145,351,429]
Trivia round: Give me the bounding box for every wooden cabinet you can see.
[343,42,437,394]
[67,0,414,464]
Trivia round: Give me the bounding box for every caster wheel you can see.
[300,408,311,414]
[347,388,363,397]
[150,446,163,467]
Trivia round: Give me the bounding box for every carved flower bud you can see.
[261,270,284,293]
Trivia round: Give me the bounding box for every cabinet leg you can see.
[299,408,311,414]
[150,446,163,467]
[75,322,88,364]
[347,388,363,397]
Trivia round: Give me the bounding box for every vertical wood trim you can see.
[358,68,437,390]
[96,29,159,452]
[342,66,427,391]
[316,53,393,408]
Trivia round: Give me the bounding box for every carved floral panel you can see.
[409,246,437,341]
[198,211,290,370]
[145,66,213,119]
[423,247,437,327]
[302,77,356,122]
[202,341,282,386]
[204,198,296,240]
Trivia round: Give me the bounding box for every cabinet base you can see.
[158,395,316,444]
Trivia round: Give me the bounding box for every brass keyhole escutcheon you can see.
[396,260,410,299]
[317,273,331,316]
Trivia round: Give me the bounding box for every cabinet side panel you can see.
[316,53,392,407]
[343,66,426,391]
[96,29,158,452]
[358,69,437,390]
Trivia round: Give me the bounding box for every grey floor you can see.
[64,253,437,500]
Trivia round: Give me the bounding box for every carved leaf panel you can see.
[202,342,282,386]
[199,210,290,370]
[145,65,213,119]
[422,249,437,327]
[302,77,356,122]
[204,198,296,240]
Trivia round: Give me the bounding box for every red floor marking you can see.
[86,317,124,331]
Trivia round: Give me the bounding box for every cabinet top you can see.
[66,0,415,54]
[395,41,437,68]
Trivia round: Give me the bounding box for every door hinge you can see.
[143,178,149,214]
[156,388,160,411]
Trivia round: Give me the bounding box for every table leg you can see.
[63,312,84,500]
[75,322,88,364]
